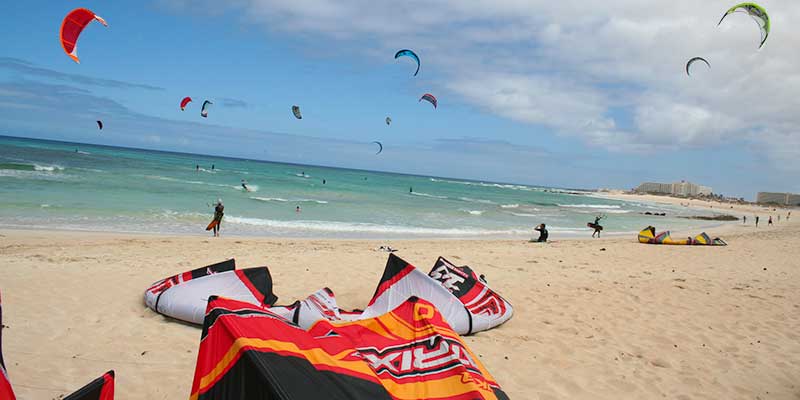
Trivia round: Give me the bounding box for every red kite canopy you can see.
[180,97,192,111]
[60,8,108,64]
[419,93,438,108]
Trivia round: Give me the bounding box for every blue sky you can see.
[2,1,799,199]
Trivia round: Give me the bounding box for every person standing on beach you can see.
[755,216,759,227]
[768,216,773,226]
[212,199,224,237]
[788,211,792,220]
[743,216,747,224]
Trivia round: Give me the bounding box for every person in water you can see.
[533,224,548,243]
[591,215,605,238]
[409,187,413,193]
[211,164,215,171]
[296,205,301,213]
[241,179,249,191]
[322,179,326,185]
[212,199,224,237]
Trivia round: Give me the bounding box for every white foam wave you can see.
[251,197,328,204]
[410,192,448,199]
[225,216,528,236]
[462,210,485,216]
[500,204,519,209]
[558,204,622,209]
[34,164,64,172]
[459,197,495,205]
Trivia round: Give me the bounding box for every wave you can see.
[500,204,519,209]
[251,197,328,204]
[225,216,529,236]
[459,197,495,205]
[76,151,91,155]
[0,162,64,172]
[410,192,448,200]
[429,177,534,192]
[558,204,622,209]
[461,210,485,216]
[295,173,311,178]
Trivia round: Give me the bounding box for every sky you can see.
[1,1,799,199]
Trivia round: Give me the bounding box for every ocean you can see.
[0,136,729,239]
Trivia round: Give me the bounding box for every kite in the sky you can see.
[394,49,420,76]
[419,93,437,109]
[60,8,108,64]
[96,120,103,130]
[686,57,711,76]
[372,141,383,155]
[200,100,212,118]
[385,117,391,126]
[718,3,770,49]
[292,105,302,120]
[180,97,192,111]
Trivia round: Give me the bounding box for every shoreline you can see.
[0,193,759,241]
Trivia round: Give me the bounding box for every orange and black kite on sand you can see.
[190,296,509,400]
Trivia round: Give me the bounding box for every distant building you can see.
[756,192,800,206]
[635,180,712,197]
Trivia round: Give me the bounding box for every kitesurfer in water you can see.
[533,224,548,243]
[212,199,224,237]
[211,164,215,171]
[591,215,605,238]
[241,179,249,191]
[409,187,413,193]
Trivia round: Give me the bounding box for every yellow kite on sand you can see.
[638,226,727,246]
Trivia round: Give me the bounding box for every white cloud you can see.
[165,0,800,172]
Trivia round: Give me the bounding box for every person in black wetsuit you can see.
[591,215,605,238]
[533,223,548,243]
[212,199,224,237]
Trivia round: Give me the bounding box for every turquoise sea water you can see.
[0,136,728,238]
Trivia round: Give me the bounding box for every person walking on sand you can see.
[768,216,773,226]
[788,211,791,220]
[533,223,548,243]
[743,216,747,224]
[212,199,224,237]
[755,216,759,227]
[591,214,605,238]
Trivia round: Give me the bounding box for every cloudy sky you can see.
[1,1,797,198]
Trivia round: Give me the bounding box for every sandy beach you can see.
[1,200,799,399]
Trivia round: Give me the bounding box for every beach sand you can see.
[1,205,799,399]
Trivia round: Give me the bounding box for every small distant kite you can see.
[96,120,103,130]
[394,49,420,76]
[419,93,437,109]
[686,57,711,76]
[60,8,108,64]
[385,117,392,126]
[372,141,383,155]
[201,100,213,118]
[180,97,192,111]
[292,105,302,120]
[718,3,770,49]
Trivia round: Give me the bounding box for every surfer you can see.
[409,187,413,193]
[590,215,605,238]
[241,179,249,192]
[533,224,548,243]
[211,164,215,171]
[212,199,224,237]
[196,164,199,171]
